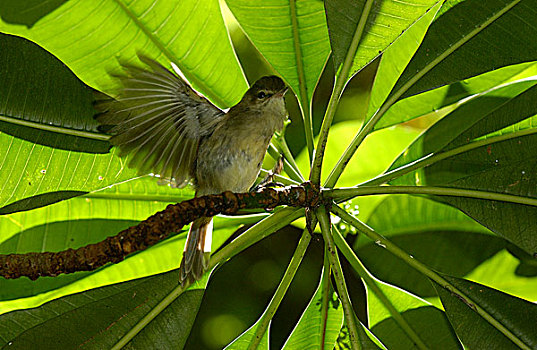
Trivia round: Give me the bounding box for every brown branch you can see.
[0,183,321,280]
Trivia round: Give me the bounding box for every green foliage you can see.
[1,0,537,349]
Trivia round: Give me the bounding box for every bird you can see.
[95,54,289,286]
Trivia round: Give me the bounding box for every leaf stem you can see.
[271,134,305,181]
[324,0,522,188]
[259,169,300,186]
[331,205,531,350]
[0,115,110,140]
[247,229,311,350]
[325,186,537,207]
[316,208,361,350]
[310,0,375,185]
[332,226,428,350]
[319,248,331,350]
[359,126,537,187]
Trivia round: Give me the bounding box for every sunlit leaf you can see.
[466,250,537,302]
[225,0,330,110]
[389,80,537,254]
[388,0,537,104]
[0,0,247,107]
[375,61,537,130]
[0,177,252,311]
[365,1,442,120]
[357,195,503,297]
[325,0,442,82]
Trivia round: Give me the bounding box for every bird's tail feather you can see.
[179,217,213,286]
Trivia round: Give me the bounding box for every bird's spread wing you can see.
[96,54,225,187]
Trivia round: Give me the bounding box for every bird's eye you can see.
[257,91,267,99]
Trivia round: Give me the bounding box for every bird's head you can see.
[238,76,288,119]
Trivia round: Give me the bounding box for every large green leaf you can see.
[367,278,460,349]
[433,275,537,349]
[0,32,142,213]
[375,61,537,130]
[334,226,460,348]
[0,177,251,311]
[389,79,537,179]
[0,269,205,349]
[324,0,442,82]
[0,0,247,107]
[0,33,106,153]
[282,272,343,349]
[365,2,442,124]
[225,0,330,110]
[387,0,537,105]
[0,131,140,213]
[357,195,504,297]
[388,79,537,254]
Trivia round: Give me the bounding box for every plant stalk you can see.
[324,0,521,188]
[359,126,537,187]
[325,186,537,207]
[310,0,376,185]
[331,204,531,350]
[332,226,428,350]
[317,208,361,350]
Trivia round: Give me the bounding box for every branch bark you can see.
[0,183,320,280]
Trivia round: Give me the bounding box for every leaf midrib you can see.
[0,115,109,140]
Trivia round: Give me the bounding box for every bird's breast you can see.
[195,129,272,194]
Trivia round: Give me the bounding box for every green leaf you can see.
[225,0,330,110]
[224,320,269,350]
[367,278,461,349]
[0,0,247,107]
[0,130,139,213]
[389,79,537,179]
[0,0,67,29]
[0,33,141,213]
[282,272,344,350]
[388,79,537,254]
[355,195,504,297]
[387,0,537,105]
[0,269,204,349]
[334,224,459,348]
[433,275,537,349]
[325,0,442,82]
[0,33,107,153]
[0,177,250,311]
[375,61,537,130]
[365,1,442,121]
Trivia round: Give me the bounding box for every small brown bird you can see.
[96,55,288,285]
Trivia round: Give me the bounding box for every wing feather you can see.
[96,54,225,186]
